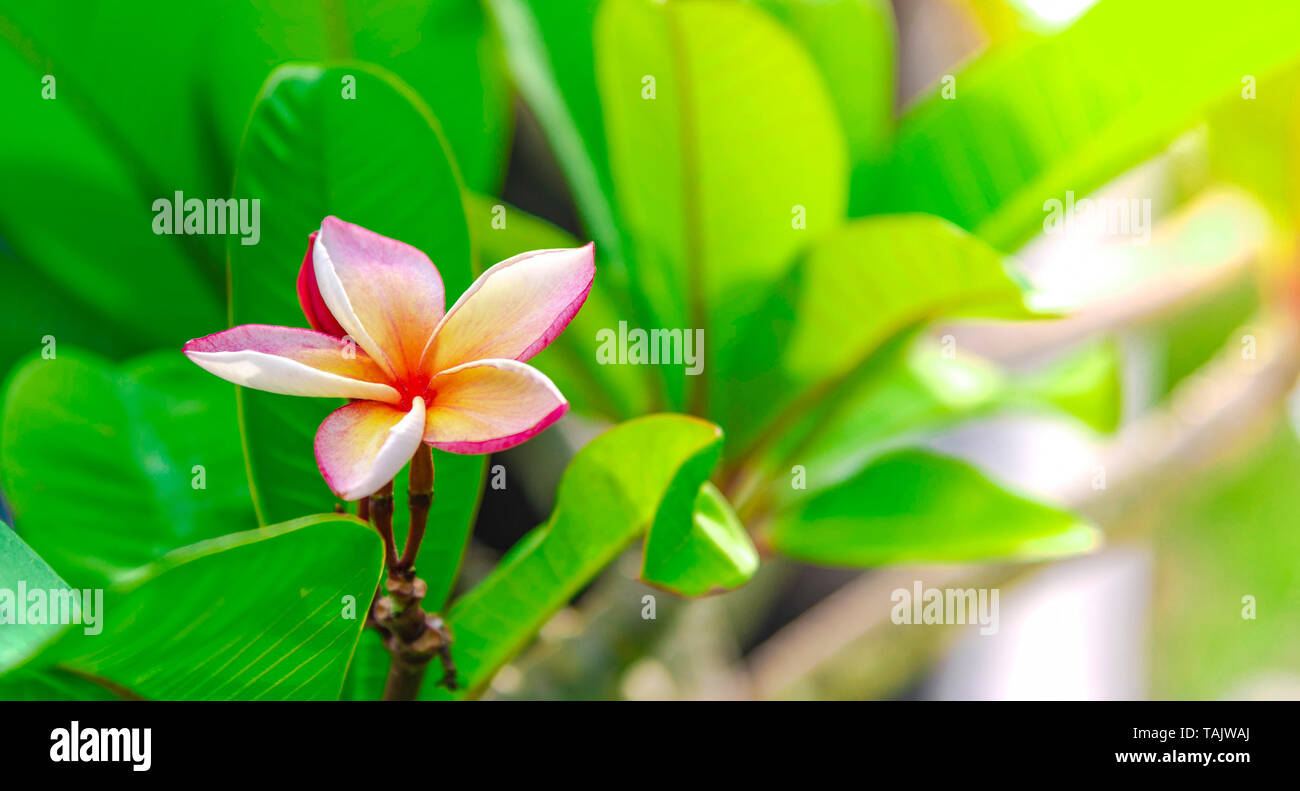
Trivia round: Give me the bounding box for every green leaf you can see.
[0,35,223,351]
[785,214,1036,384]
[345,0,514,193]
[871,0,1300,249]
[0,247,141,379]
[40,515,383,701]
[0,523,71,673]
[0,351,256,589]
[769,449,1099,566]
[228,63,485,571]
[641,482,757,596]
[753,0,896,214]
[595,0,849,410]
[425,414,755,699]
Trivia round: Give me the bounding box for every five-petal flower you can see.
[184,216,594,500]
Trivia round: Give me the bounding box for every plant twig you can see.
[397,444,433,576]
[372,446,458,699]
[370,480,398,571]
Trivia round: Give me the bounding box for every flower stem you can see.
[373,446,457,699]
[370,480,399,571]
[397,443,433,576]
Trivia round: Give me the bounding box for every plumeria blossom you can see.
[184,216,594,500]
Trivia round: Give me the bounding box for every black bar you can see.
[1,700,1287,778]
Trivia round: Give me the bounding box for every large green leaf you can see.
[769,449,1099,565]
[870,0,1300,249]
[595,0,848,411]
[37,515,383,701]
[754,0,896,214]
[2,0,511,200]
[0,351,256,589]
[0,33,223,351]
[425,414,755,699]
[344,0,514,193]
[0,523,71,673]
[228,63,485,582]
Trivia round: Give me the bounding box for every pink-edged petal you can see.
[422,359,568,454]
[313,216,446,383]
[183,324,399,403]
[315,397,427,500]
[421,243,595,375]
[296,231,347,337]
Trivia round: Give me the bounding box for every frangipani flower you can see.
[184,216,594,501]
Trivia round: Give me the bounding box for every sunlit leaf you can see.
[769,449,1099,565]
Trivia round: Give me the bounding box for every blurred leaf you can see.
[1136,268,1259,403]
[754,0,896,213]
[1208,63,1300,229]
[0,247,141,378]
[785,214,1035,383]
[728,214,1037,463]
[228,63,485,571]
[596,0,848,410]
[426,414,754,699]
[0,522,70,673]
[871,0,1300,249]
[37,515,382,701]
[1011,339,1123,433]
[0,351,256,589]
[764,332,1120,502]
[485,0,620,257]
[0,36,223,349]
[769,449,1099,565]
[466,193,581,273]
[1150,414,1300,698]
